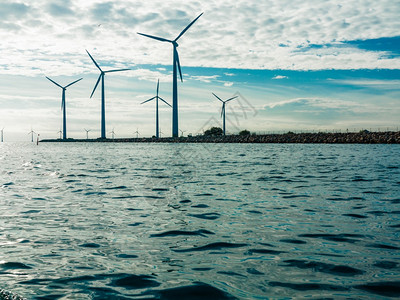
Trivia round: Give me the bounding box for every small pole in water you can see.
[36,134,40,145]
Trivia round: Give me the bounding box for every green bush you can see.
[239,129,251,136]
[204,127,223,136]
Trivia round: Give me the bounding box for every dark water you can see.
[0,142,399,299]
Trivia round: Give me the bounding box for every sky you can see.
[0,0,399,141]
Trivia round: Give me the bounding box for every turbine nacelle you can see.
[46,76,83,110]
[86,50,130,98]
[137,12,203,84]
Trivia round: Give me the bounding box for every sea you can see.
[0,142,399,299]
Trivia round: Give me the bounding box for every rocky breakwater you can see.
[41,131,400,144]
[167,131,400,144]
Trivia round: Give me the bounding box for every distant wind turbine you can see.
[46,76,82,140]
[86,50,130,139]
[138,12,203,137]
[84,128,91,140]
[179,129,186,137]
[57,130,62,139]
[28,129,36,142]
[110,128,116,140]
[134,128,139,138]
[212,93,238,136]
[159,127,164,138]
[1,128,4,142]
[141,79,171,138]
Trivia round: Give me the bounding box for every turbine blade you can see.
[141,96,156,104]
[45,76,63,89]
[174,48,183,82]
[212,92,223,102]
[174,12,203,42]
[137,32,172,43]
[65,78,83,88]
[90,74,102,98]
[156,79,159,96]
[225,96,238,102]
[221,103,225,118]
[159,97,172,107]
[105,68,130,73]
[86,49,102,72]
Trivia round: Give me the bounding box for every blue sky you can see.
[0,0,399,140]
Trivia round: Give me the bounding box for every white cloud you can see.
[224,82,234,87]
[0,0,399,76]
[272,75,288,79]
[329,79,400,89]
[190,75,220,83]
[264,97,399,115]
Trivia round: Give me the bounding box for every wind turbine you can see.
[141,79,171,138]
[179,129,186,137]
[86,50,130,139]
[134,128,139,139]
[57,129,62,139]
[212,93,238,136]
[138,12,203,137]
[46,76,82,140]
[1,128,4,142]
[28,129,36,142]
[84,128,91,140]
[110,128,116,140]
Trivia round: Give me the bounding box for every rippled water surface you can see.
[1,142,400,299]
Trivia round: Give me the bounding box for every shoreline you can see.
[41,131,400,144]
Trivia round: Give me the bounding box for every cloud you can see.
[0,0,399,76]
[91,2,114,20]
[0,2,30,20]
[46,0,75,17]
[128,68,170,82]
[190,75,220,83]
[272,75,288,79]
[264,97,399,115]
[328,79,400,90]
[224,82,234,87]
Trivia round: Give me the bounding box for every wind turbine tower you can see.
[138,13,203,137]
[46,76,82,140]
[110,128,116,140]
[141,79,171,138]
[1,128,4,142]
[28,129,36,142]
[86,50,130,139]
[212,93,238,136]
[134,128,139,139]
[84,128,91,140]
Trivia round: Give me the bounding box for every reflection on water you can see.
[0,142,399,299]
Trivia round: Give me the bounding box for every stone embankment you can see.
[42,131,400,144]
